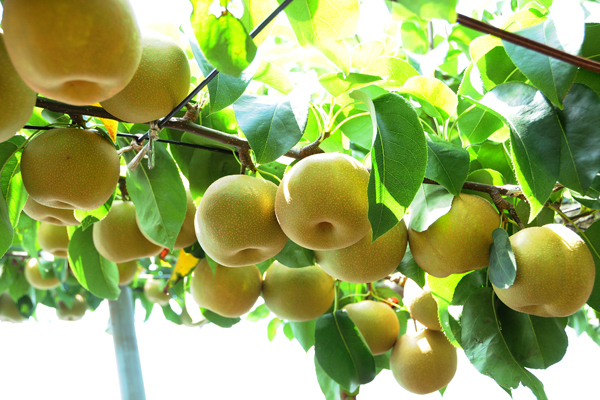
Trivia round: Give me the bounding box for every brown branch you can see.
[456,13,600,74]
[35,97,304,159]
[423,178,528,200]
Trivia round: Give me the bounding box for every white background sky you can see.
[1,1,600,399]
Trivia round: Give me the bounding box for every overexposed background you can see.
[1,1,599,399]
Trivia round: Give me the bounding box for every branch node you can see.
[491,190,524,230]
[238,148,256,173]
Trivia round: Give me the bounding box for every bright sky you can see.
[1,1,600,399]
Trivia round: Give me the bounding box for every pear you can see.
[344,300,400,355]
[262,261,335,322]
[493,224,596,317]
[275,153,370,251]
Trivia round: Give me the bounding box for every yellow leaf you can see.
[169,249,200,285]
[92,102,118,143]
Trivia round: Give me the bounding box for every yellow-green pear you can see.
[21,128,120,210]
[262,261,335,322]
[37,222,69,258]
[2,0,142,105]
[0,32,36,143]
[24,258,60,290]
[0,292,27,323]
[390,329,457,394]
[315,221,407,283]
[190,258,262,318]
[23,197,80,226]
[275,153,370,251]
[93,201,163,263]
[137,190,197,250]
[195,175,288,267]
[117,260,139,286]
[144,278,171,306]
[403,279,441,330]
[56,294,87,321]
[100,30,191,123]
[344,300,400,355]
[493,224,596,317]
[408,193,500,278]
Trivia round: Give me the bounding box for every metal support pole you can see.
[109,286,146,400]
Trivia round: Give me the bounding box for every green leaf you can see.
[555,84,600,194]
[246,303,270,322]
[497,302,568,369]
[283,322,294,340]
[0,191,13,258]
[233,94,305,163]
[477,83,561,221]
[283,0,359,74]
[162,304,182,325]
[451,269,487,306]
[315,311,376,392]
[393,0,457,21]
[67,227,120,300]
[573,23,600,96]
[397,247,426,288]
[458,106,507,145]
[274,239,315,268]
[314,356,343,400]
[240,0,279,46]
[0,261,19,293]
[581,219,600,312]
[318,73,382,97]
[476,142,516,185]
[267,317,283,341]
[201,308,241,327]
[253,60,294,94]
[191,0,257,77]
[462,288,548,400]
[361,56,419,86]
[351,41,385,69]
[290,319,316,352]
[74,192,114,231]
[488,228,517,289]
[16,213,37,257]
[503,1,584,107]
[427,272,468,347]
[470,36,526,92]
[352,91,427,241]
[185,25,255,112]
[399,76,458,120]
[400,21,428,54]
[188,150,239,201]
[408,184,454,232]
[121,141,187,249]
[425,134,469,197]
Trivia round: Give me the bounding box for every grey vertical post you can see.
[109,286,146,400]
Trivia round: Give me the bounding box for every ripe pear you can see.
[93,201,163,263]
[403,279,442,330]
[195,175,288,267]
[275,153,370,251]
[23,197,80,226]
[24,258,61,290]
[117,260,139,286]
[37,222,69,258]
[344,300,400,355]
[315,221,408,283]
[408,193,500,278]
[390,329,457,394]
[262,261,335,322]
[144,278,171,306]
[0,32,36,143]
[190,258,262,318]
[56,294,87,321]
[0,292,27,323]
[493,224,596,317]
[100,30,191,123]
[137,190,197,250]
[2,0,142,105]
[21,128,120,210]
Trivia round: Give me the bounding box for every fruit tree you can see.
[0,0,600,399]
